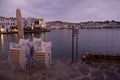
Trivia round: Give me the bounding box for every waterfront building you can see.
[5,17,17,32]
[0,16,6,32]
[46,21,70,29]
[0,16,45,33]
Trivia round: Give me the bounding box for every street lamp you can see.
[0,28,5,32]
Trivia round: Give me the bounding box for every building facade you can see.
[0,16,45,33]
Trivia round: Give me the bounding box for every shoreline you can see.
[1,28,120,34]
[0,30,50,34]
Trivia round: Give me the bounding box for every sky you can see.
[0,0,120,22]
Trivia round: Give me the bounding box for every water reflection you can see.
[1,29,120,60]
[14,33,17,38]
[1,34,4,48]
[24,32,45,40]
[0,32,46,57]
[13,33,19,43]
[31,33,34,39]
[40,32,45,40]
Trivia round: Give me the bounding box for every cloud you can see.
[65,0,120,22]
[0,0,120,22]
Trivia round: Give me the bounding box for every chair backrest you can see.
[33,38,41,46]
[20,44,31,56]
[34,51,46,60]
[10,48,20,62]
[34,41,52,60]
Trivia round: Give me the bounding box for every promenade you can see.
[0,59,120,80]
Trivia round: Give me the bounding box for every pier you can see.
[0,29,50,34]
[82,53,120,63]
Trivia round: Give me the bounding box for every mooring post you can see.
[72,25,75,62]
[72,25,79,62]
[76,35,78,61]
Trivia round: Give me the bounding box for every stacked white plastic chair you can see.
[33,38,52,68]
[9,37,52,71]
[8,43,21,71]
[41,41,52,67]
[32,38,41,52]
[9,43,20,71]
[9,39,32,72]
[19,39,32,72]
[9,43,20,62]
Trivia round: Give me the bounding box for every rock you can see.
[40,72,47,80]
[29,75,40,80]
[92,75,105,80]
[99,64,108,70]
[75,76,90,80]
[115,64,120,69]
[116,68,120,75]
[0,75,13,80]
[66,70,81,79]
[79,68,89,75]
[47,69,69,80]
[104,71,119,80]
[89,63,99,69]
[90,71,103,77]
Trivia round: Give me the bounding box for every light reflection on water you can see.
[1,29,120,60]
[1,34,4,48]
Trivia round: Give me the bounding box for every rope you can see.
[6,10,16,17]
[5,9,34,18]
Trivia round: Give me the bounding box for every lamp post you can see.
[72,25,79,62]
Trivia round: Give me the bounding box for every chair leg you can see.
[45,58,49,68]
[49,54,52,64]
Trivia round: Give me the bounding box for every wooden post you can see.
[16,8,24,39]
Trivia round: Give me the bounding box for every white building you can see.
[0,16,45,33]
[24,17,35,28]
[5,17,17,32]
[0,16,6,32]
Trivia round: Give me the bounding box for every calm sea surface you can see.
[1,29,120,60]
